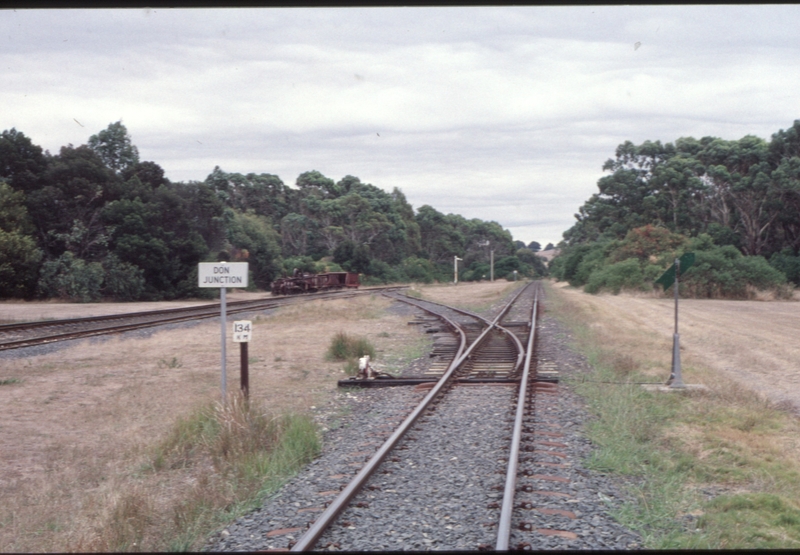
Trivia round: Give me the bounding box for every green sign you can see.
[655,252,695,290]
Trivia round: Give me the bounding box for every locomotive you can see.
[270,269,360,295]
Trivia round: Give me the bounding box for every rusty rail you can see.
[290,282,533,551]
[0,286,407,352]
[496,281,541,550]
[289,298,471,552]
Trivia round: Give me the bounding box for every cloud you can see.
[2,6,800,247]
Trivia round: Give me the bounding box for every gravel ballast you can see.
[205,292,642,551]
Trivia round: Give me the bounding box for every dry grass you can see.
[414,280,524,312]
[0,292,425,552]
[546,279,800,548]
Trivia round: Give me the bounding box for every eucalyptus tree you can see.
[697,135,789,256]
[0,181,42,298]
[87,121,140,174]
[27,144,117,260]
[0,128,48,193]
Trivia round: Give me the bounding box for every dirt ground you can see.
[549,282,800,412]
[3,279,798,549]
[0,289,433,551]
[0,291,265,322]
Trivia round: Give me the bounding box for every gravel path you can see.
[204,291,642,552]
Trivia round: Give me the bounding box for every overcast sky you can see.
[3,6,800,247]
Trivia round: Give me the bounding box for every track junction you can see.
[206,281,641,551]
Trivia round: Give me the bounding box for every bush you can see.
[366,259,400,283]
[37,252,104,302]
[551,241,610,286]
[494,255,522,279]
[400,256,436,283]
[325,332,376,361]
[609,225,688,263]
[516,248,548,277]
[102,254,146,301]
[573,245,608,286]
[281,255,318,277]
[462,262,490,282]
[681,246,786,298]
[770,248,800,285]
[0,229,42,298]
[584,258,646,294]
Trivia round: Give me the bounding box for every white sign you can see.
[233,320,252,343]
[198,262,249,288]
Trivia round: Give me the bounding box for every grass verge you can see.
[544,280,800,549]
[101,394,320,552]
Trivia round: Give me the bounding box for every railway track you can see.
[207,282,641,552]
[286,282,541,550]
[0,286,406,352]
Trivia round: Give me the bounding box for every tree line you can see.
[551,120,800,297]
[0,122,546,302]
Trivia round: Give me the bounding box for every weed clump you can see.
[137,394,320,550]
[326,332,376,361]
[326,332,377,376]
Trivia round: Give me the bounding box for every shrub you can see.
[325,332,376,361]
[400,256,436,283]
[462,262,490,282]
[36,252,104,302]
[102,254,146,301]
[584,258,646,294]
[609,225,688,263]
[516,248,548,277]
[280,255,317,276]
[0,229,42,299]
[770,248,800,285]
[681,246,786,298]
[572,245,608,286]
[366,259,399,283]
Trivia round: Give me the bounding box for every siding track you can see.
[0,287,405,352]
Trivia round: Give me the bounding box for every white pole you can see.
[490,250,494,282]
[221,286,227,401]
[454,256,461,284]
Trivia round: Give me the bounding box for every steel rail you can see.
[496,282,540,551]
[0,300,265,332]
[0,287,406,352]
[0,286,405,333]
[290,284,530,551]
[0,303,281,351]
[393,285,529,375]
[289,299,471,552]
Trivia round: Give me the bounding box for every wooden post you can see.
[240,341,249,398]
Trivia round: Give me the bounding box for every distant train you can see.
[270,269,360,295]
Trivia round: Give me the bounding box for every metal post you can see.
[674,258,679,335]
[220,286,227,400]
[669,258,685,388]
[490,249,494,282]
[240,341,249,398]
[454,256,461,284]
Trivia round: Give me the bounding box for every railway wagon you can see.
[270,270,360,295]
